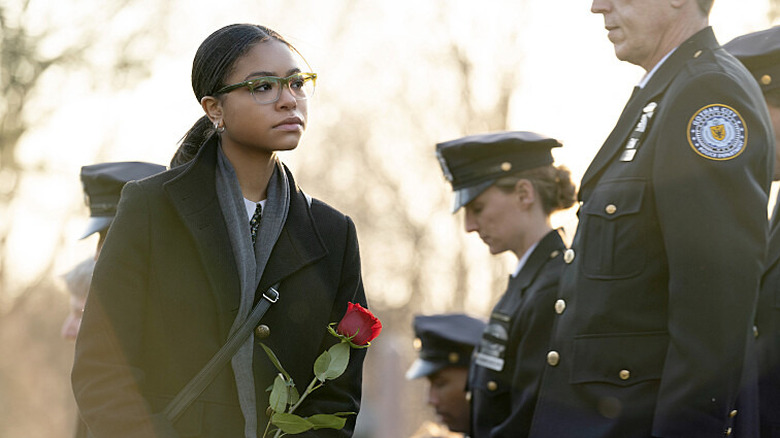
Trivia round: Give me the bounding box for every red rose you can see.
[336,302,382,346]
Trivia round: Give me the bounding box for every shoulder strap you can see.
[164,284,280,422]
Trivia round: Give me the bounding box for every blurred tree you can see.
[0,0,171,311]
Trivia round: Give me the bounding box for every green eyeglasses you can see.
[215,72,317,104]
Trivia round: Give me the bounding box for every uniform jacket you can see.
[469,230,565,437]
[72,136,367,438]
[529,28,773,438]
[758,215,780,437]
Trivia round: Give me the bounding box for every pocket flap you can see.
[571,331,668,386]
[582,179,645,219]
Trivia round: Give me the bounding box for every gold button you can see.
[413,338,422,351]
[564,249,575,264]
[619,369,630,380]
[254,324,271,339]
[547,351,560,366]
[555,299,566,315]
[605,204,617,215]
[693,49,702,58]
[726,427,732,435]
[448,352,460,364]
[762,74,772,86]
[465,391,472,401]
[729,409,737,418]
[487,381,498,391]
[754,325,759,338]
[550,250,561,259]
[500,162,512,172]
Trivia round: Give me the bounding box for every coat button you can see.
[487,381,498,391]
[754,325,759,338]
[547,351,560,366]
[726,427,733,435]
[500,162,512,172]
[448,352,460,364]
[761,74,772,86]
[564,249,575,264]
[254,324,271,339]
[605,204,617,215]
[555,299,566,314]
[619,369,630,380]
[729,409,738,418]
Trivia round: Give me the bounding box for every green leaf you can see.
[307,414,348,430]
[260,343,292,381]
[313,349,331,382]
[323,342,350,380]
[269,374,289,413]
[272,413,314,434]
[313,342,351,382]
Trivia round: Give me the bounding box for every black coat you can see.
[758,216,780,437]
[469,230,565,437]
[72,137,367,438]
[530,28,773,438]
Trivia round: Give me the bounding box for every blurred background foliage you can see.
[0,0,777,436]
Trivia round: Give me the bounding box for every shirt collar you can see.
[511,240,540,278]
[638,47,677,88]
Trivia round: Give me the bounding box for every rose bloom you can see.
[336,303,382,346]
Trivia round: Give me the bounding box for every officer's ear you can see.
[514,179,536,206]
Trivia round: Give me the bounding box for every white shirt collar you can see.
[511,240,540,278]
[637,48,676,89]
[243,198,266,220]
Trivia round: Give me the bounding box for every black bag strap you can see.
[164,284,280,422]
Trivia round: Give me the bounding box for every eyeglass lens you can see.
[249,74,315,104]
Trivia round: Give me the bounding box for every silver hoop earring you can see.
[214,121,225,134]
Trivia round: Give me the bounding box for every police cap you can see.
[436,131,562,212]
[724,26,780,95]
[79,161,166,239]
[405,313,486,380]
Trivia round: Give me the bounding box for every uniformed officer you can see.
[64,161,165,438]
[436,131,577,437]
[529,2,774,437]
[79,161,167,255]
[725,26,780,438]
[407,314,486,436]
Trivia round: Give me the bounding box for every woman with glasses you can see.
[72,24,368,438]
[436,132,576,437]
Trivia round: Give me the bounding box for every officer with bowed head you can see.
[436,131,576,437]
[62,161,165,438]
[63,161,167,341]
[725,26,780,438]
[406,314,486,436]
[79,161,167,256]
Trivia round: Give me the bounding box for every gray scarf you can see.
[216,146,289,438]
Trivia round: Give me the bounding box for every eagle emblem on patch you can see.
[687,104,747,160]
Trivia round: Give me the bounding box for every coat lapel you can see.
[580,27,721,198]
[511,229,565,294]
[258,166,327,293]
[163,137,241,335]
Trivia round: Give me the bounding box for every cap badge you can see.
[687,104,746,161]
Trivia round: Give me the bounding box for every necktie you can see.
[250,203,262,244]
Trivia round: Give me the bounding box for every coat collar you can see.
[163,136,327,334]
[508,229,566,294]
[580,27,720,195]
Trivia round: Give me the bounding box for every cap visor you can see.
[405,359,444,380]
[79,217,113,240]
[451,180,495,213]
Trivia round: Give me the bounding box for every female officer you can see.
[436,131,576,437]
[72,24,367,438]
